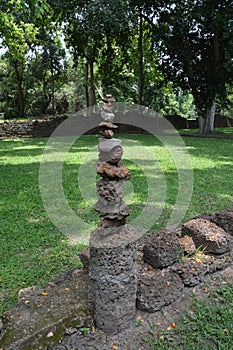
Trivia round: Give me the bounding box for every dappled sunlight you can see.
[0,134,232,316]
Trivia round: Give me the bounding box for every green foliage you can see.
[0,0,232,119]
[0,0,52,62]
[140,0,233,116]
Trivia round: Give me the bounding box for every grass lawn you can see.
[147,283,233,349]
[0,134,233,323]
[179,127,233,137]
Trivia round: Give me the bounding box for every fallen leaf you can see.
[64,288,70,291]
[46,331,54,338]
[41,291,48,296]
[157,332,162,338]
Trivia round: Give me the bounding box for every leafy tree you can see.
[0,0,52,117]
[139,0,233,133]
[26,30,68,115]
[58,0,136,107]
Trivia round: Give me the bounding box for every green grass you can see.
[179,127,233,136]
[0,134,232,317]
[146,284,233,349]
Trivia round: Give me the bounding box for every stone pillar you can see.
[89,95,138,334]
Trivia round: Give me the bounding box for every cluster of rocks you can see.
[80,206,233,314]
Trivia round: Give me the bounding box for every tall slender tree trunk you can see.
[198,114,205,134]
[84,57,90,108]
[13,60,25,118]
[89,58,96,108]
[138,9,144,105]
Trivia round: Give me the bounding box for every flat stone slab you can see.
[182,218,233,254]
[0,270,93,350]
[137,267,184,312]
[143,231,184,268]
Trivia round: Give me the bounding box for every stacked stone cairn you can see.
[88,95,138,334]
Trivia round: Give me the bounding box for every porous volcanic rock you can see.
[89,228,137,334]
[211,207,233,236]
[171,260,209,286]
[143,231,184,268]
[182,218,233,254]
[178,235,196,255]
[96,161,131,180]
[136,267,184,312]
[200,253,233,274]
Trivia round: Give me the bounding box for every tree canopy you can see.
[0,0,232,131]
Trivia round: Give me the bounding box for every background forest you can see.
[0,0,232,133]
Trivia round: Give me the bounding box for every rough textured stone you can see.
[182,219,233,254]
[172,260,209,286]
[211,208,233,235]
[93,179,130,220]
[200,253,233,274]
[143,232,184,268]
[89,229,138,334]
[99,129,114,138]
[178,235,196,255]
[137,268,184,312]
[96,160,131,180]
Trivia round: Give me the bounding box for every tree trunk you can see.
[198,114,205,134]
[204,97,216,133]
[84,57,90,108]
[138,10,144,105]
[89,59,96,108]
[198,97,216,134]
[13,60,25,118]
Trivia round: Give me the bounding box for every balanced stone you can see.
[98,138,123,163]
[96,160,131,180]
